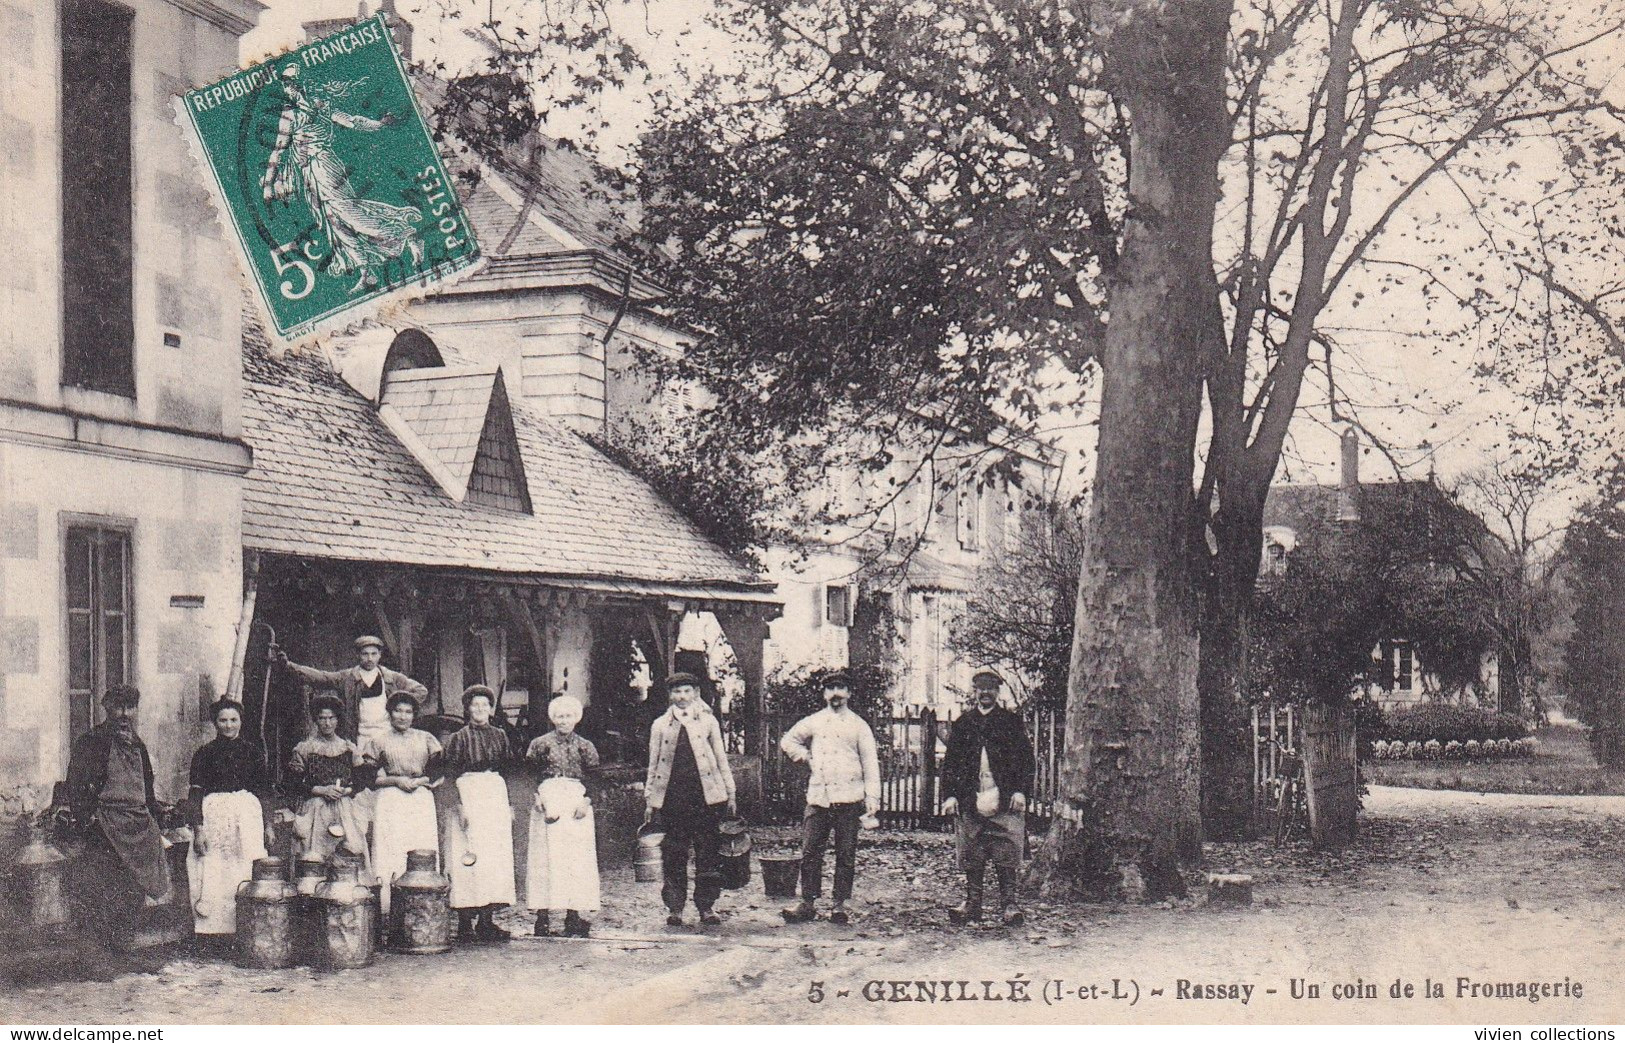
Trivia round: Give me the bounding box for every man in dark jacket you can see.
[63,684,172,947]
[276,634,427,746]
[940,670,1033,926]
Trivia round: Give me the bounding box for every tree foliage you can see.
[1562,476,1625,765]
[950,497,1085,710]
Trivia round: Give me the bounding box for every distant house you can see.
[761,428,1064,718]
[239,322,779,767]
[1261,429,1499,709]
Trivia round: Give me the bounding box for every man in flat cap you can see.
[62,685,172,947]
[941,669,1033,926]
[277,634,427,749]
[780,669,880,925]
[645,671,736,926]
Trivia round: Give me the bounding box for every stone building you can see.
[0,0,261,817]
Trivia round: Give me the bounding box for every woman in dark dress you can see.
[186,699,275,940]
[285,693,368,871]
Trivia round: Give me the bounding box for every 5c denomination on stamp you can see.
[174,13,480,342]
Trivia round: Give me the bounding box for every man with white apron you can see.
[940,670,1034,927]
[278,635,428,845]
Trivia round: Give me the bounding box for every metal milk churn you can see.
[9,819,71,932]
[389,849,452,954]
[717,816,752,890]
[634,822,665,883]
[235,857,297,969]
[291,857,327,965]
[316,853,375,969]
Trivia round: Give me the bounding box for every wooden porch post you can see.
[716,607,771,758]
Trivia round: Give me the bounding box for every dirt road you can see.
[9,787,1623,1024]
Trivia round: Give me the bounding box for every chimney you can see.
[1337,426,1360,522]
[380,0,413,60]
[301,3,363,44]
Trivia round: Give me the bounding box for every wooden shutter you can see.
[60,0,135,396]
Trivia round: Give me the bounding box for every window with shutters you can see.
[60,0,136,397]
[824,584,853,628]
[958,479,981,551]
[1396,643,1414,692]
[65,524,133,739]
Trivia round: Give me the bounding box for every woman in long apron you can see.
[285,694,369,871]
[186,699,274,946]
[364,692,443,916]
[439,684,516,943]
[524,695,601,938]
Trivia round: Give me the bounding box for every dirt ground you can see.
[7,786,1624,1025]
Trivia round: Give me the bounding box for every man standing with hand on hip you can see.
[941,669,1034,927]
[779,670,880,926]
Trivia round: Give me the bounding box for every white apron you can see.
[525,777,600,912]
[371,785,440,914]
[186,791,267,934]
[352,696,390,839]
[444,772,516,909]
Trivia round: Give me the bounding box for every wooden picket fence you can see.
[724,705,1066,827]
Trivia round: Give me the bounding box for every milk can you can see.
[315,853,375,969]
[291,857,327,965]
[389,849,451,954]
[9,819,71,933]
[634,822,665,883]
[717,817,752,890]
[235,857,297,969]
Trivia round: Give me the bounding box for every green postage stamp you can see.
[175,15,480,341]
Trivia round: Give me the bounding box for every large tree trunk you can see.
[1032,0,1233,901]
[1199,468,1271,839]
[1198,570,1257,839]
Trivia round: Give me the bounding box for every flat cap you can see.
[354,635,385,652]
[664,671,703,690]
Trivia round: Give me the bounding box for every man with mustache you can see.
[940,670,1034,927]
[779,670,880,926]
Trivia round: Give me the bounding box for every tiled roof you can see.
[462,178,580,258]
[380,366,498,487]
[240,333,769,594]
[1263,480,1443,532]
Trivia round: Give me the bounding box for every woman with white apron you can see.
[186,699,274,945]
[524,695,601,938]
[363,692,443,916]
[439,684,516,943]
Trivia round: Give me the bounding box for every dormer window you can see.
[345,328,534,513]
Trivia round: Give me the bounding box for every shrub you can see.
[1353,699,1389,762]
[1423,739,1442,759]
[1381,704,1530,745]
[1463,739,1481,759]
[1407,741,1423,758]
[1444,740,1462,759]
[1372,740,1390,759]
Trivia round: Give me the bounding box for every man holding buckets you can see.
[644,672,737,926]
